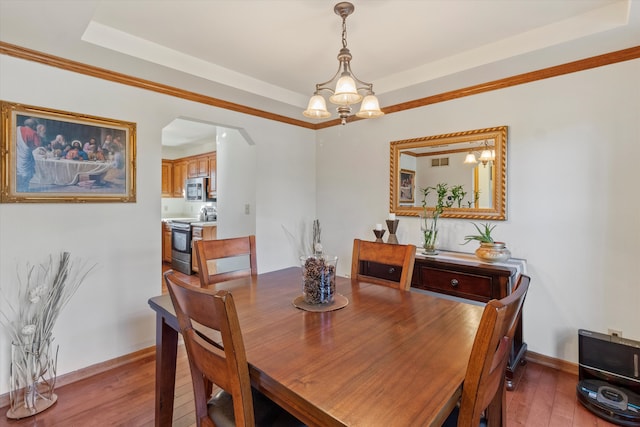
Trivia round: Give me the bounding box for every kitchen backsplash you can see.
[162,197,216,219]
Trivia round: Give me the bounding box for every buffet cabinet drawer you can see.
[358,261,403,282]
[415,266,495,302]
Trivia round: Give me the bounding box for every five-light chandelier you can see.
[303,2,384,125]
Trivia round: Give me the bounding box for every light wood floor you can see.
[1,267,618,426]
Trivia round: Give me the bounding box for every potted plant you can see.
[420,183,465,255]
[462,222,511,263]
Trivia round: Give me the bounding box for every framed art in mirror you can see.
[399,169,415,203]
[1,101,136,203]
[390,126,507,220]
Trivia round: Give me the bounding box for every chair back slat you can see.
[194,235,258,287]
[351,239,416,290]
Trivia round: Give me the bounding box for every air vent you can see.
[431,157,450,167]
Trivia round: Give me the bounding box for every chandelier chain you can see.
[341,16,348,49]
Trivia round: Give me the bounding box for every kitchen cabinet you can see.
[162,152,215,198]
[191,225,217,272]
[162,222,172,263]
[197,156,209,177]
[187,156,209,178]
[410,253,526,390]
[172,160,187,198]
[161,161,173,197]
[207,152,216,198]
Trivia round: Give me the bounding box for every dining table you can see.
[31,156,114,186]
[148,267,484,427]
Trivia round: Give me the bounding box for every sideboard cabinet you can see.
[411,253,527,390]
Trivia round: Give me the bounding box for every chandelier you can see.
[464,140,496,167]
[303,2,384,125]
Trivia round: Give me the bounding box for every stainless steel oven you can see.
[170,221,193,275]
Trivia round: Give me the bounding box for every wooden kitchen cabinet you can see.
[191,225,217,272]
[410,253,526,390]
[162,152,214,198]
[172,160,187,197]
[187,156,209,178]
[162,222,172,263]
[161,161,173,197]
[197,156,209,177]
[207,152,216,198]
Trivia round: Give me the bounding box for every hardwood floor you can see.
[0,266,618,426]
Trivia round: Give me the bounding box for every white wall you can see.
[216,129,256,240]
[0,55,316,394]
[316,59,640,363]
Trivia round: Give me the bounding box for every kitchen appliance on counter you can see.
[199,206,217,221]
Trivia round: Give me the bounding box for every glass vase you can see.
[420,212,439,255]
[7,338,58,419]
[300,255,338,304]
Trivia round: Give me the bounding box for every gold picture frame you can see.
[399,169,415,203]
[1,101,136,203]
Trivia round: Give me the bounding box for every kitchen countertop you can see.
[161,218,217,226]
[161,217,199,222]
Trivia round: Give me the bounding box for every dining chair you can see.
[350,238,416,290]
[443,274,531,427]
[194,235,258,287]
[164,270,304,427]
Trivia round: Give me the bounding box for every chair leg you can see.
[485,383,506,426]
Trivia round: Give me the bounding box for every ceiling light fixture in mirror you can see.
[390,126,507,220]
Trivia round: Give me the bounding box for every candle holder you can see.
[386,219,399,244]
[373,229,386,242]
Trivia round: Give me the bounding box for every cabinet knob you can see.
[450,279,459,287]
[388,267,396,274]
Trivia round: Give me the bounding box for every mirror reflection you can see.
[390,126,507,220]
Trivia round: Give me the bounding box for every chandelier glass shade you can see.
[303,2,384,125]
[464,152,478,164]
[479,149,495,165]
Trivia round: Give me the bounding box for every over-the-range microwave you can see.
[185,177,215,202]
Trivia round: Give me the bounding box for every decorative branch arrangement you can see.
[0,252,96,418]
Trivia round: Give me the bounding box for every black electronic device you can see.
[577,329,640,426]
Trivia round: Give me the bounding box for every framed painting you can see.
[399,169,415,203]
[0,101,136,203]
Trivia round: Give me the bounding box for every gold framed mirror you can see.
[390,126,507,220]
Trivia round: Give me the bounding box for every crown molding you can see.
[1,41,639,130]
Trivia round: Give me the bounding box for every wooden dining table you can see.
[148,267,484,427]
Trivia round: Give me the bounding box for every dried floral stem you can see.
[0,252,95,416]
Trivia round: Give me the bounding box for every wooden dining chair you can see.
[350,238,416,290]
[164,270,304,427]
[194,235,258,287]
[443,274,531,427]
